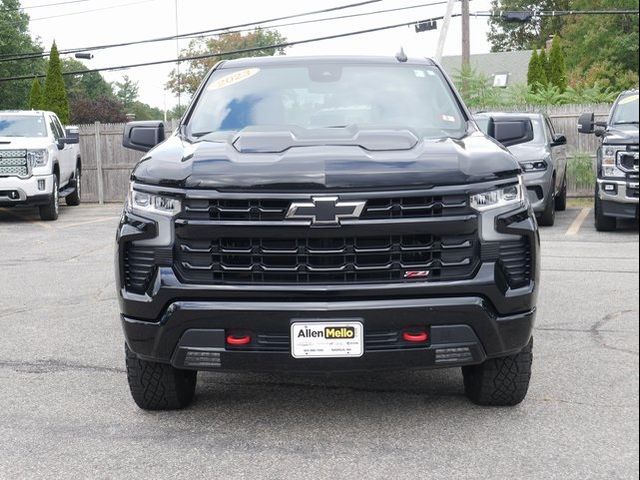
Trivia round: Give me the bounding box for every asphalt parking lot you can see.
[0,204,638,479]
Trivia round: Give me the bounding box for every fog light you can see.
[38,179,46,191]
[603,183,618,194]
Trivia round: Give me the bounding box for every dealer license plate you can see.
[291,321,364,359]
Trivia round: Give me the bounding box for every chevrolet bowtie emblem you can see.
[286,197,366,225]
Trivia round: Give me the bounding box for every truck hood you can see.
[507,143,548,163]
[603,125,639,146]
[132,128,521,191]
[0,137,51,149]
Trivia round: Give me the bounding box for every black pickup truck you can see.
[118,56,539,410]
[579,90,639,231]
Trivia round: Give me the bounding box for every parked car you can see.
[578,90,639,231]
[475,112,568,226]
[118,56,539,410]
[0,110,82,220]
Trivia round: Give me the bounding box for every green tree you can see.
[527,49,548,92]
[538,49,550,87]
[561,0,639,90]
[129,101,164,121]
[114,75,139,110]
[487,0,569,52]
[61,58,115,101]
[28,78,43,110]
[167,29,288,96]
[547,36,568,91]
[43,42,70,123]
[0,0,45,110]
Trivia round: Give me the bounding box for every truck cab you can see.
[578,91,639,231]
[0,110,82,220]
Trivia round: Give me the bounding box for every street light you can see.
[74,53,94,60]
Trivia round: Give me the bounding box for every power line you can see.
[0,17,440,83]
[0,8,636,83]
[0,0,385,61]
[28,0,159,21]
[0,0,94,12]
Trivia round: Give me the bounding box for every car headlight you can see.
[521,161,547,172]
[602,147,625,178]
[471,176,525,212]
[27,149,49,168]
[127,183,181,216]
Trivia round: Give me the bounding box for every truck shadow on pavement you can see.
[187,369,472,413]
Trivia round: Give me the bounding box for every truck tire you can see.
[125,344,197,411]
[555,174,567,212]
[594,195,617,232]
[39,175,59,221]
[538,189,556,227]
[66,165,82,206]
[462,338,533,407]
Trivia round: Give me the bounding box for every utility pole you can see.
[175,0,182,110]
[461,0,471,68]
[435,0,456,63]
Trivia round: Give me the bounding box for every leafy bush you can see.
[567,153,596,192]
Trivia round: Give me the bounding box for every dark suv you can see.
[118,56,539,410]
[579,90,639,231]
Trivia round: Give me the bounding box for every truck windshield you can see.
[188,64,467,139]
[0,115,48,137]
[611,94,639,125]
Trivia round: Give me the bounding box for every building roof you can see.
[441,50,533,86]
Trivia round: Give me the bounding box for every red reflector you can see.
[226,334,251,346]
[402,331,429,343]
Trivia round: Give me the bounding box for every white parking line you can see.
[566,208,592,236]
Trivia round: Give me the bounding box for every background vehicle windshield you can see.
[0,115,48,137]
[188,64,467,139]
[611,94,639,125]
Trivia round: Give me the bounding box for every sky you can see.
[24,0,494,110]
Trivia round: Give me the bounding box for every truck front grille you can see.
[175,233,479,285]
[182,194,471,222]
[0,150,28,177]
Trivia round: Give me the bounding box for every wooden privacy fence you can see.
[78,104,611,203]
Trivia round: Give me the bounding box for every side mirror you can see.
[551,134,567,147]
[487,116,534,147]
[64,127,80,144]
[123,121,165,153]
[578,113,595,134]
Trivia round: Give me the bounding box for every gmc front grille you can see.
[0,151,28,178]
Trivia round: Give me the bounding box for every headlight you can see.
[521,161,547,172]
[602,147,625,178]
[471,176,525,212]
[27,149,49,168]
[127,183,181,216]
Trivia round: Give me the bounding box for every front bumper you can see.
[522,169,553,214]
[597,178,639,219]
[122,299,536,372]
[0,175,55,207]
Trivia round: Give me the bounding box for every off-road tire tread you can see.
[39,176,59,221]
[125,344,197,411]
[463,339,533,406]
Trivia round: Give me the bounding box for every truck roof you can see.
[0,110,52,116]
[475,112,545,120]
[218,55,437,69]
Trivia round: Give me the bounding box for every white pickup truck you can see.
[0,110,82,220]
